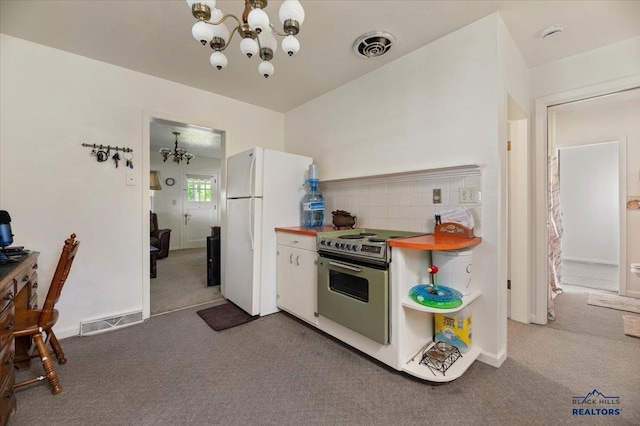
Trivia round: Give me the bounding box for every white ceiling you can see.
[2,0,640,157]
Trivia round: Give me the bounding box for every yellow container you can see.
[433,307,472,353]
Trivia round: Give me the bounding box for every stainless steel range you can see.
[316,228,424,344]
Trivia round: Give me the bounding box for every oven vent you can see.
[353,31,396,59]
[80,311,143,336]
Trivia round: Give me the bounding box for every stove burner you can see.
[358,232,377,237]
[338,234,365,240]
[368,238,387,243]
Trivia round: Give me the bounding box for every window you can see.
[186,175,212,202]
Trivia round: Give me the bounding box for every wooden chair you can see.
[12,233,80,395]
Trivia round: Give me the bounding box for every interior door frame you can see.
[533,76,640,324]
[142,109,227,320]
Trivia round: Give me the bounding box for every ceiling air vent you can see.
[353,31,396,59]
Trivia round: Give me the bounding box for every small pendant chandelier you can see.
[187,0,305,78]
[159,132,194,165]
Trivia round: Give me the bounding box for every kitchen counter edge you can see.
[389,234,482,250]
[275,226,335,236]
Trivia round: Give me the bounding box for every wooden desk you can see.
[0,251,39,425]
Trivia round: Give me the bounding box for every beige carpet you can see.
[150,247,223,315]
[12,285,640,425]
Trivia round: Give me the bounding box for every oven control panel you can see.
[318,238,387,260]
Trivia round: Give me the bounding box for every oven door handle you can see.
[328,261,363,273]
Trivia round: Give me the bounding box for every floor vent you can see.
[80,311,143,336]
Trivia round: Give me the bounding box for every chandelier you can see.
[187,0,305,78]
[160,132,194,165]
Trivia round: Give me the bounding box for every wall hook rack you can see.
[81,143,133,153]
[81,143,134,168]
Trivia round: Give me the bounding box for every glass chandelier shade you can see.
[187,0,305,78]
[159,132,194,165]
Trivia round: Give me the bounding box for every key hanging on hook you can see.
[123,150,134,169]
[112,151,120,168]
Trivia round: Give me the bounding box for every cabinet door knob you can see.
[289,254,293,264]
[22,275,29,282]
[295,255,300,266]
[32,282,38,289]
[4,320,13,331]
[4,292,13,301]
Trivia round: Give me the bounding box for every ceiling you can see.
[2,1,639,157]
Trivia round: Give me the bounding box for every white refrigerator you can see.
[225,147,312,316]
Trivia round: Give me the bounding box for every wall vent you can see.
[80,311,143,336]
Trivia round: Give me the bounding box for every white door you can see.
[181,173,219,249]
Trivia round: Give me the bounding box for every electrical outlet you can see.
[433,188,441,204]
[126,171,136,186]
[459,187,477,203]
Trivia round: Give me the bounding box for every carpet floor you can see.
[10,286,640,425]
[151,248,223,315]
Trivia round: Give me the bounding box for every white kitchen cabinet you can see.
[276,232,318,325]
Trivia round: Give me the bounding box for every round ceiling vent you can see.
[353,31,396,59]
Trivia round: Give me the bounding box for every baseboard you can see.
[80,311,144,336]
[624,290,640,299]
[478,347,507,368]
[562,257,618,266]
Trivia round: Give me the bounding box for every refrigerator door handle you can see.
[249,153,256,197]
[249,198,254,250]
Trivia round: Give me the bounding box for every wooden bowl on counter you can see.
[332,214,356,229]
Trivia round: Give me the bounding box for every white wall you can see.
[559,142,619,263]
[151,156,221,251]
[284,14,529,366]
[0,34,284,337]
[531,37,640,99]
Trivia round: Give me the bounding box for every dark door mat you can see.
[197,302,258,331]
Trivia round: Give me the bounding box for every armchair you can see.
[150,211,171,258]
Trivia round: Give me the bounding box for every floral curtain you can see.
[548,154,563,320]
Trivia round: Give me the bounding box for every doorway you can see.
[557,142,619,292]
[507,96,529,323]
[146,116,225,316]
[543,87,640,321]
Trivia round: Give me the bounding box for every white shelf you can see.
[401,290,481,313]
[402,342,481,382]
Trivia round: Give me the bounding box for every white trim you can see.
[619,138,628,297]
[533,75,640,325]
[477,347,507,368]
[321,164,482,187]
[561,257,619,266]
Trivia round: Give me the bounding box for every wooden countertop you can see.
[274,226,336,236]
[389,234,482,250]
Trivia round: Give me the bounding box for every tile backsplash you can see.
[320,165,482,235]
